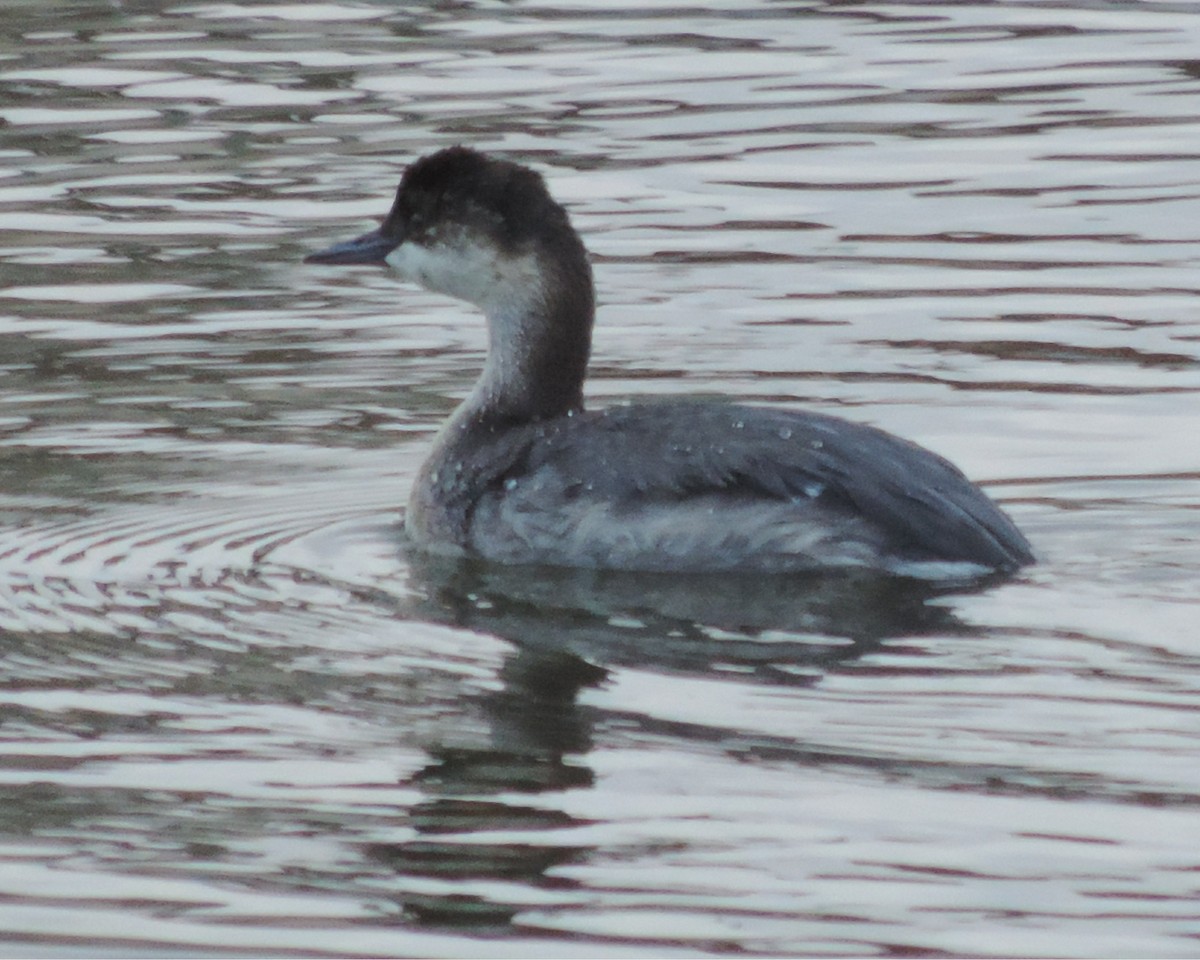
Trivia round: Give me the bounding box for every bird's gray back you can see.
[457,402,1032,575]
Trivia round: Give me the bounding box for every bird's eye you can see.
[407,195,442,233]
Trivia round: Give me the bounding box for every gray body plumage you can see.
[409,401,1032,576]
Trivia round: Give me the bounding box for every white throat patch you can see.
[385,240,541,313]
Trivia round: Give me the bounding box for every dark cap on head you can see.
[382,146,571,252]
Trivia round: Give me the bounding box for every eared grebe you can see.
[306,147,1033,577]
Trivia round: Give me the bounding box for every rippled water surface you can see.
[2,1,1200,956]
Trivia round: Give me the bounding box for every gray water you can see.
[1,1,1199,956]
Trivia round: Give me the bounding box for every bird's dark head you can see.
[305,147,573,273]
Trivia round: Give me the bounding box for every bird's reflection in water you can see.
[372,555,994,931]
[414,556,981,683]
[366,643,601,929]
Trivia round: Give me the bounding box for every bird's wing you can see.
[508,402,1032,570]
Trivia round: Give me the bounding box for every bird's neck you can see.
[457,249,594,429]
